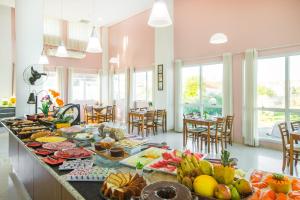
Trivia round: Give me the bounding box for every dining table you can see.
[289,130,300,175]
[183,117,217,153]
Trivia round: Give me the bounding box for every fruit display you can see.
[101,173,147,200]
[249,170,300,200]
[177,150,252,199]
[120,147,166,168]
[55,147,94,159]
[146,149,206,175]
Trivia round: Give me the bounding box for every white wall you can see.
[154,0,174,130]
[0,5,12,99]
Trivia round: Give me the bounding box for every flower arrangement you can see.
[39,90,64,117]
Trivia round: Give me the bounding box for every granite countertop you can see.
[1,120,177,200]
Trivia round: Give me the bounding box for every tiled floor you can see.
[0,128,294,200]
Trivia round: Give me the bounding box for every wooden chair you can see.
[139,107,148,112]
[154,109,166,133]
[129,108,140,133]
[199,117,225,153]
[83,105,97,124]
[105,106,114,122]
[183,113,207,149]
[134,111,156,137]
[278,122,300,172]
[291,121,300,132]
[223,115,234,148]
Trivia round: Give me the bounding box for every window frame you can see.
[181,61,223,115]
[133,70,153,103]
[256,52,300,138]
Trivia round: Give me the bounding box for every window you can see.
[134,71,152,103]
[43,70,58,92]
[257,54,300,139]
[182,63,223,116]
[43,18,61,46]
[71,73,99,101]
[113,73,126,122]
[67,22,93,51]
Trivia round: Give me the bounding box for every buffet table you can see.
[1,119,176,200]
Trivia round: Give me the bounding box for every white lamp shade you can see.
[86,26,102,53]
[148,0,172,28]
[86,37,102,53]
[55,41,68,57]
[209,33,228,44]
[38,54,49,65]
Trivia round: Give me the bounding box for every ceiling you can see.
[44,0,154,26]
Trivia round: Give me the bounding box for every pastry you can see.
[101,173,147,200]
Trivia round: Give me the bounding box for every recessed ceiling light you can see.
[209,33,228,44]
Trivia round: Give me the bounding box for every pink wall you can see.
[174,0,300,61]
[108,10,154,69]
[174,0,300,144]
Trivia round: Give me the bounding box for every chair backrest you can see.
[145,111,155,123]
[140,107,148,112]
[291,121,300,132]
[84,105,93,114]
[156,109,165,119]
[183,113,194,119]
[278,122,290,151]
[225,115,234,133]
[106,106,113,115]
[130,108,139,112]
[215,117,225,134]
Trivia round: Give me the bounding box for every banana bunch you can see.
[177,154,204,190]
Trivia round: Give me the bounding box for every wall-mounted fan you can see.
[23,65,48,86]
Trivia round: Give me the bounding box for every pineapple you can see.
[213,150,235,185]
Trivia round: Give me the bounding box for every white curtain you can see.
[56,66,65,102]
[67,22,92,51]
[124,68,130,122]
[174,60,183,132]
[243,49,259,146]
[98,70,102,105]
[44,18,61,46]
[108,67,114,105]
[222,53,233,116]
[152,65,156,108]
[67,68,73,103]
[129,67,135,109]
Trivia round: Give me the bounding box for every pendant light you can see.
[56,0,68,57]
[56,41,68,57]
[86,0,102,53]
[148,0,172,28]
[38,48,49,65]
[209,33,228,44]
[86,26,102,53]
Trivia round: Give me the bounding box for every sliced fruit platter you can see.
[54,147,94,159]
[249,170,300,200]
[42,141,76,151]
[145,149,207,175]
[120,147,167,168]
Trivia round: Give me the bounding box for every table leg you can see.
[128,113,131,134]
[141,116,145,138]
[290,137,294,175]
[207,124,211,154]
